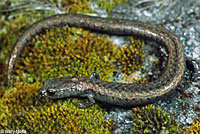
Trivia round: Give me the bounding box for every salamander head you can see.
[39,76,87,99]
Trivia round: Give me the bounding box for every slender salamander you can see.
[8,14,185,107]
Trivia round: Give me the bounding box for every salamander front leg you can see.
[90,72,100,80]
[78,94,96,108]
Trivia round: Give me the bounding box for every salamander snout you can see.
[39,88,46,97]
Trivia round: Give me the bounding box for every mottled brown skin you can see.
[8,14,185,107]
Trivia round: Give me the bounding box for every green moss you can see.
[0,14,32,86]
[116,37,145,74]
[12,24,145,86]
[0,83,112,133]
[13,26,118,85]
[0,0,95,87]
[131,105,181,134]
[120,72,148,84]
[178,115,200,134]
[186,115,200,133]
[0,83,44,127]
[96,0,128,14]
[60,0,93,13]
[0,10,54,87]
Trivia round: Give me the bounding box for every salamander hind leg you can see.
[90,72,100,80]
[78,94,96,108]
[185,56,200,80]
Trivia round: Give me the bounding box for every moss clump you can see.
[0,7,55,87]
[0,83,44,127]
[120,72,148,85]
[0,83,112,133]
[0,14,34,87]
[96,0,128,14]
[13,26,118,85]
[180,115,200,134]
[13,24,145,86]
[131,105,181,134]
[116,37,145,74]
[60,0,93,13]
[0,0,95,87]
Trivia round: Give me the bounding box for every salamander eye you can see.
[47,89,56,96]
